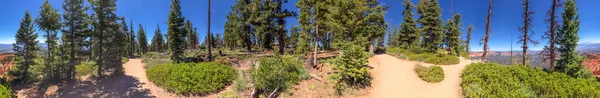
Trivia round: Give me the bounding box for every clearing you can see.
[368,54,474,98]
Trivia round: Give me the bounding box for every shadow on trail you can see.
[15,74,155,98]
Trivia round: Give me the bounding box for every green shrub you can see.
[75,62,97,79]
[146,62,237,94]
[142,58,171,69]
[121,57,129,63]
[387,48,459,65]
[0,78,14,98]
[220,90,237,98]
[235,70,251,92]
[461,63,600,98]
[329,41,371,95]
[414,64,445,83]
[253,55,305,95]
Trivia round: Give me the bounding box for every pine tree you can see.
[207,0,213,61]
[138,24,148,54]
[465,24,474,53]
[90,0,125,76]
[417,0,444,53]
[556,0,591,78]
[400,0,419,49]
[61,0,89,80]
[130,20,138,55]
[447,14,462,56]
[273,0,296,55]
[10,11,40,82]
[167,0,186,63]
[185,20,199,49]
[288,25,300,50]
[35,0,62,81]
[482,0,493,62]
[542,0,561,70]
[365,0,388,54]
[387,26,399,47]
[150,24,165,52]
[121,19,133,57]
[518,0,538,66]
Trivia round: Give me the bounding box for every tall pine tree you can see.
[167,0,186,63]
[447,14,462,56]
[35,0,62,81]
[138,24,148,54]
[61,0,89,80]
[400,0,419,49]
[556,0,591,78]
[465,24,474,54]
[417,0,444,53]
[150,24,165,52]
[90,0,125,76]
[10,11,40,82]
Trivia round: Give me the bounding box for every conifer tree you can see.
[185,20,199,49]
[400,0,419,49]
[150,24,165,52]
[121,19,133,57]
[465,24,474,53]
[519,0,538,66]
[556,0,591,78]
[35,0,62,81]
[61,0,89,80]
[167,0,186,63]
[388,26,399,47]
[273,0,296,55]
[90,0,125,76]
[482,0,493,62]
[417,0,444,53]
[288,25,300,50]
[542,0,561,70]
[138,24,148,54]
[10,11,40,82]
[130,20,138,55]
[447,14,462,56]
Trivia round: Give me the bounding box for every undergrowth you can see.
[461,63,600,97]
[387,48,459,65]
[146,62,237,95]
[414,64,445,83]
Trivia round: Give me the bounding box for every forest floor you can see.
[367,54,474,98]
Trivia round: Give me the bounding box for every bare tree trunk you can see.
[314,24,319,67]
[482,0,493,62]
[279,30,285,55]
[207,0,212,61]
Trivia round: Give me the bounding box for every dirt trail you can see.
[368,54,474,98]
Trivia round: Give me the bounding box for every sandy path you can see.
[368,54,474,98]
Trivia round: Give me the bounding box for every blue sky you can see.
[0,0,598,51]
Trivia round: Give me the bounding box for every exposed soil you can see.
[368,54,474,98]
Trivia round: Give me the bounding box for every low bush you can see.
[329,41,371,95]
[253,55,306,95]
[461,63,600,97]
[146,62,237,94]
[142,58,171,69]
[0,78,14,98]
[121,57,129,63]
[414,64,445,83]
[387,48,459,65]
[75,62,97,79]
